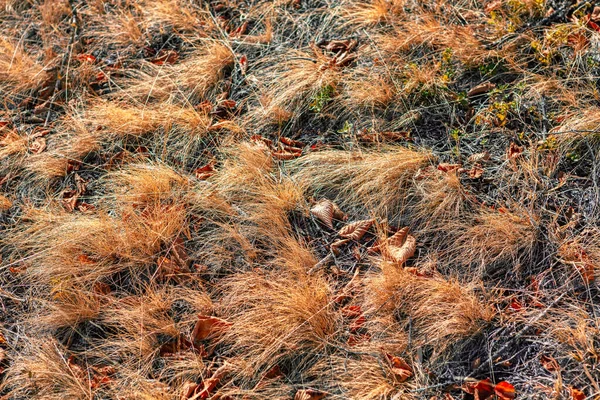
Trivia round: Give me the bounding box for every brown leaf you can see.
[197,364,230,399]
[280,136,305,148]
[338,219,374,241]
[271,150,302,160]
[311,199,335,229]
[540,354,560,373]
[507,143,523,159]
[194,164,215,180]
[463,378,494,398]
[570,387,585,400]
[294,389,326,400]
[494,381,516,400]
[386,234,416,264]
[330,238,349,255]
[29,136,46,154]
[437,163,462,172]
[192,315,232,344]
[467,82,495,97]
[384,353,413,382]
[467,164,484,179]
[468,151,490,163]
[151,49,179,65]
[181,381,200,399]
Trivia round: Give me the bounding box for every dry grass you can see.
[292,146,432,218]
[1,0,599,398]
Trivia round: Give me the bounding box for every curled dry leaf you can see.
[196,363,230,399]
[540,354,560,373]
[437,163,462,172]
[384,353,413,383]
[463,378,494,398]
[338,219,375,241]
[272,149,302,160]
[467,82,495,97]
[29,136,46,154]
[468,151,490,163]
[507,143,523,160]
[192,315,232,344]
[570,387,585,400]
[194,164,215,180]
[280,136,304,148]
[494,381,516,400]
[330,238,349,255]
[385,233,416,265]
[311,199,336,229]
[467,164,484,179]
[294,389,326,400]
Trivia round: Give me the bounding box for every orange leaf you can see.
[437,163,462,172]
[294,389,326,400]
[197,364,229,399]
[76,53,96,63]
[386,234,416,264]
[349,315,366,333]
[384,353,413,382]
[272,150,302,160]
[280,136,305,147]
[192,315,231,344]
[463,378,494,398]
[338,219,374,241]
[570,387,585,400]
[494,381,516,400]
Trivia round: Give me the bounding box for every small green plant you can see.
[441,48,455,82]
[337,120,353,134]
[310,84,335,113]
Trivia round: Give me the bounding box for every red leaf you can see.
[570,387,585,400]
[494,381,516,400]
[280,136,305,148]
[76,53,96,63]
[437,163,462,172]
[463,378,494,398]
[384,353,413,382]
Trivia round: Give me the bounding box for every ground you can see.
[0,0,599,399]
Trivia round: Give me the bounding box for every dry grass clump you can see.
[343,0,405,27]
[308,354,417,400]
[292,146,432,218]
[250,49,342,125]
[118,41,233,103]
[0,38,47,93]
[449,207,537,269]
[365,261,493,354]
[411,169,473,232]
[0,338,94,399]
[217,270,338,378]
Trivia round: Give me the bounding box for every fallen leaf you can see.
[280,136,305,148]
[540,354,560,373]
[468,151,490,163]
[341,305,362,318]
[507,143,523,159]
[330,238,349,255]
[494,381,516,400]
[76,53,96,63]
[349,315,366,333]
[311,199,337,229]
[192,315,232,344]
[437,163,462,172]
[338,219,375,241]
[294,389,326,400]
[194,164,215,180]
[197,364,230,399]
[271,150,302,160]
[239,55,248,75]
[468,82,495,97]
[570,387,585,400]
[385,233,416,264]
[29,136,46,154]
[463,378,494,399]
[467,164,484,179]
[384,353,413,382]
[151,49,179,65]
